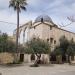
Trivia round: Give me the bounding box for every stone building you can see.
[14,15,75,50]
[13,15,75,63]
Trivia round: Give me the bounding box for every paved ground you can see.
[0,63,75,75]
[53,71,75,75]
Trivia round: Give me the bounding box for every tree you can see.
[25,38,50,63]
[0,33,8,52]
[59,35,69,61]
[59,36,69,54]
[0,32,25,56]
[7,40,16,53]
[66,39,75,63]
[54,36,69,62]
[0,33,16,53]
[9,0,27,53]
[54,46,62,56]
[54,36,75,63]
[67,16,75,22]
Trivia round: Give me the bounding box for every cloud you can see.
[0,0,75,35]
[0,0,10,10]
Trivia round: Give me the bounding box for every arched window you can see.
[54,40,56,44]
[47,38,49,42]
[50,38,53,44]
[50,26,52,30]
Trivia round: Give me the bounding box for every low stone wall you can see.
[41,54,50,64]
[24,54,50,64]
[0,53,50,64]
[24,54,31,63]
[56,55,62,64]
[0,52,14,64]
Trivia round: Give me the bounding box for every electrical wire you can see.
[0,20,17,25]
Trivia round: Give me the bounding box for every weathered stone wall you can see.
[41,54,50,64]
[24,54,31,63]
[28,21,75,51]
[24,54,50,64]
[0,52,14,64]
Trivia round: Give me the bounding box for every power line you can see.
[0,20,17,25]
[0,18,74,28]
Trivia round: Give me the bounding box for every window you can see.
[72,38,73,41]
[34,26,35,29]
[47,38,49,42]
[50,26,52,30]
[54,40,56,44]
[50,38,53,43]
[33,37,36,40]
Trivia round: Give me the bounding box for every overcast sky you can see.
[0,0,75,35]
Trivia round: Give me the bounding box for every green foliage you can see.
[18,44,25,53]
[7,40,16,53]
[67,39,75,56]
[0,33,16,53]
[54,35,75,56]
[54,46,62,56]
[59,35,69,55]
[0,33,8,52]
[9,0,27,11]
[25,38,50,54]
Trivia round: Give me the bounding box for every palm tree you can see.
[9,0,27,53]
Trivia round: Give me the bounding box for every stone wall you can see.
[0,52,14,64]
[24,54,50,64]
[24,54,31,63]
[41,54,50,64]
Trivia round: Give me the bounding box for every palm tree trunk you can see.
[16,5,19,55]
[15,6,19,62]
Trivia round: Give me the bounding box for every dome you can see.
[35,15,53,23]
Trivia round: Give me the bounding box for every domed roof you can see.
[35,15,53,23]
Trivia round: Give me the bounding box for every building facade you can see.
[26,15,75,50]
[14,15,75,50]
[13,15,75,63]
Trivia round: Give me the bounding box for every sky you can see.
[0,0,75,36]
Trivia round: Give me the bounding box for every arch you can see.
[23,27,27,45]
[13,21,32,44]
